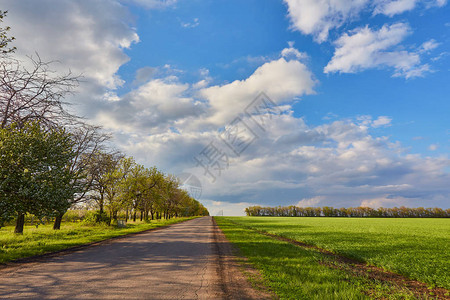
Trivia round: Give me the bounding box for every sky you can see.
[3,0,449,215]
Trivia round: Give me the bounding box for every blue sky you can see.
[4,0,450,215]
[121,0,450,155]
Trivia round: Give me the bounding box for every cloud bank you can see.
[3,0,449,215]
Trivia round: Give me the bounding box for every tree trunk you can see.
[53,212,64,230]
[133,211,137,222]
[15,213,25,234]
[140,211,143,221]
[99,192,104,214]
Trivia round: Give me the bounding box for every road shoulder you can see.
[212,217,275,299]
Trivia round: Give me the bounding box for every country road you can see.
[0,217,270,299]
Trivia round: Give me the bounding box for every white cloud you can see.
[324,23,431,78]
[281,41,309,60]
[283,0,369,43]
[372,116,392,128]
[418,39,440,53]
[429,144,439,151]
[373,0,418,16]
[4,0,139,90]
[199,54,316,127]
[181,18,200,28]
[133,67,157,85]
[360,195,409,208]
[4,2,449,214]
[201,199,260,216]
[297,196,324,207]
[373,0,447,16]
[121,0,178,9]
[117,109,450,213]
[94,45,316,135]
[98,76,204,134]
[284,0,447,42]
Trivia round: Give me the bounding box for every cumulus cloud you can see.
[98,76,204,134]
[324,23,432,78]
[360,195,410,208]
[281,41,309,60]
[121,0,178,9]
[121,111,450,212]
[4,0,139,90]
[93,45,316,135]
[373,0,447,16]
[283,0,369,43]
[4,1,449,215]
[372,116,392,128]
[418,39,440,53]
[284,0,447,42]
[373,0,418,16]
[199,55,316,127]
[133,67,158,86]
[297,196,324,207]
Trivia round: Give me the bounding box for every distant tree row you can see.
[245,206,450,218]
[84,153,209,227]
[0,15,208,233]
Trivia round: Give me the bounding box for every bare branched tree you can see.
[0,55,79,129]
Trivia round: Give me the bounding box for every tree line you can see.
[0,12,208,233]
[245,206,450,218]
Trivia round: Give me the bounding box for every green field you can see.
[0,217,195,264]
[215,217,450,299]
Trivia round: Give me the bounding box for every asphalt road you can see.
[0,217,268,299]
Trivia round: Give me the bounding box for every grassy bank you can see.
[221,217,450,290]
[0,217,196,264]
[215,217,449,299]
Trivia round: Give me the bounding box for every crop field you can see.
[215,217,450,299]
[0,217,195,264]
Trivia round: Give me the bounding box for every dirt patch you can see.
[237,223,449,300]
[212,218,276,299]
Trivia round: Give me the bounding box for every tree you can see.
[89,151,123,217]
[103,157,134,223]
[0,55,79,129]
[0,121,76,233]
[53,124,110,229]
[137,167,163,221]
[0,10,15,54]
[158,174,180,219]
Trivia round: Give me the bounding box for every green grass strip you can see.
[0,217,197,264]
[222,216,450,290]
[215,217,420,300]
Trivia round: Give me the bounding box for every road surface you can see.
[0,217,270,299]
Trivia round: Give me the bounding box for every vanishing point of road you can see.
[0,217,269,299]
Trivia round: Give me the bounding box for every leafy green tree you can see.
[0,10,15,54]
[0,122,76,233]
[52,124,110,229]
[103,157,134,223]
[136,167,163,221]
[89,151,123,216]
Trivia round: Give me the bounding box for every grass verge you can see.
[0,217,197,264]
[215,217,442,300]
